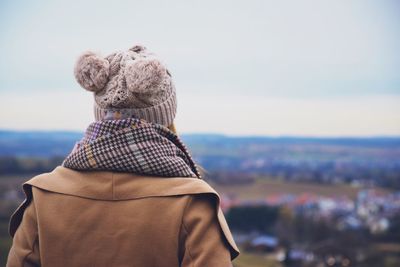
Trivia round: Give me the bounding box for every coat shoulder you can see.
[21,166,220,201]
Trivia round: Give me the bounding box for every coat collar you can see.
[25,166,210,201]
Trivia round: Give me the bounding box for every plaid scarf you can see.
[62,118,201,178]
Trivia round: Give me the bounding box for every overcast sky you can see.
[0,0,399,136]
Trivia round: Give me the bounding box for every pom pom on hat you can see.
[125,58,166,93]
[74,51,110,92]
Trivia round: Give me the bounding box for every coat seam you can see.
[181,195,195,267]
[22,234,39,267]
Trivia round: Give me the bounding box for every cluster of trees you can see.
[227,205,279,233]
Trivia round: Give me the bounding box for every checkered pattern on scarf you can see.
[62,118,201,178]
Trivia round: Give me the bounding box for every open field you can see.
[233,249,283,267]
[211,178,392,201]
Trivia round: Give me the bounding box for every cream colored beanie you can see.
[74,45,177,126]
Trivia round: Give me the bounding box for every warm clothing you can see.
[7,166,239,267]
[63,117,200,178]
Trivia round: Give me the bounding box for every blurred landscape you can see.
[1,0,399,266]
[0,130,399,266]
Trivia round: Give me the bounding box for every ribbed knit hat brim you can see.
[94,89,177,127]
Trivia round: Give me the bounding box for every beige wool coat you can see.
[6,166,239,267]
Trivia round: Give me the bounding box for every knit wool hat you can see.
[74,45,177,126]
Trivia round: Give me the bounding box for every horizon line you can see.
[1,128,400,140]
